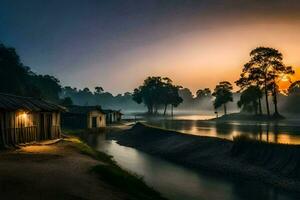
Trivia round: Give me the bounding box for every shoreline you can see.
[210,112,286,122]
[111,123,300,193]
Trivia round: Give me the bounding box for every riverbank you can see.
[212,112,285,121]
[0,136,166,200]
[112,123,300,193]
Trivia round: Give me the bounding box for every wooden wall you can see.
[0,110,61,148]
[87,111,106,128]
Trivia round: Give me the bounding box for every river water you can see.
[81,132,299,200]
[124,113,300,144]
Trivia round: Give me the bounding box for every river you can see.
[124,113,300,144]
[81,132,299,200]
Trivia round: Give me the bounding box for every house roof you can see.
[102,109,123,115]
[66,105,104,114]
[0,93,66,112]
[102,109,113,114]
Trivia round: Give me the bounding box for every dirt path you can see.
[0,140,127,200]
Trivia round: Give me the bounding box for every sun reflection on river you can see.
[144,115,300,145]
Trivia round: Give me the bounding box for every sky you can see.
[1,0,300,95]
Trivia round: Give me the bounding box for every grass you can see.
[91,165,167,200]
[231,135,300,180]
[64,129,167,200]
[62,128,85,136]
[65,137,114,164]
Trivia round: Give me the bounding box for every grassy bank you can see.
[64,132,167,200]
[231,135,300,180]
[113,123,300,192]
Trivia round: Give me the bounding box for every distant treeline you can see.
[0,43,143,111]
[1,43,300,115]
[60,87,143,110]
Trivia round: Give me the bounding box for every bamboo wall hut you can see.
[62,105,106,129]
[0,93,66,148]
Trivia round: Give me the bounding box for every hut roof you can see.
[0,93,66,112]
[66,105,104,114]
[102,109,123,115]
[102,109,113,114]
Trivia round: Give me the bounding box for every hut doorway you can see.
[40,113,52,140]
[92,117,97,128]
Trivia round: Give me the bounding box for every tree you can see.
[196,88,211,99]
[0,43,62,101]
[237,86,262,115]
[0,43,30,95]
[94,86,104,94]
[236,66,264,115]
[30,74,62,102]
[240,47,294,117]
[60,97,73,106]
[212,81,233,115]
[268,66,294,116]
[161,84,183,115]
[132,76,182,114]
[132,77,163,114]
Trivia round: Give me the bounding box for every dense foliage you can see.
[237,86,262,114]
[132,77,183,114]
[60,87,140,110]
[0,43,61,102]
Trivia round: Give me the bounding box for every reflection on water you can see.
[80,133,298,200]
[143,116,300,144]
[173,114,214,120]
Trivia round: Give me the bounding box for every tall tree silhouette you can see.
[236,66,264,115]
[212,81,233,115]
[239,47,294,117]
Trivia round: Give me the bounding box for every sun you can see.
[278,74,293,94]
[279,74,291,82]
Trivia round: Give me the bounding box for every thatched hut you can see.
[0,93,66,148]
[62,105,106,130]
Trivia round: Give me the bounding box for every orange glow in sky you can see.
[101,19,300,94]
[278,67,300,92]
[4,1,300,95]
